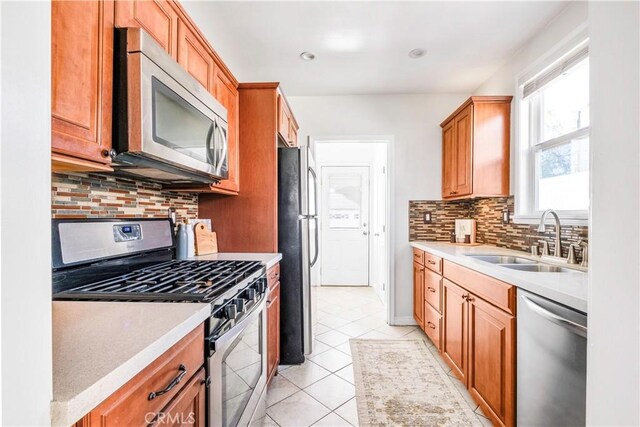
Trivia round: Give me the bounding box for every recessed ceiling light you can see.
[409,48,427,59]
[300,51,316,61]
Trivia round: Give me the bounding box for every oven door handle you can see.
[208,292,267,354]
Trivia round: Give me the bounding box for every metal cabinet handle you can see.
[521,295,587,337]
[427,321,436,329]
[148,364,187,400]
[427,287,436,293]
[427,260,436,265]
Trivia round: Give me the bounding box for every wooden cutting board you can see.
[194,222,218,255]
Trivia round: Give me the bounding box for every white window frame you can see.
[513,28,590,226]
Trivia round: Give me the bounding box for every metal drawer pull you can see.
[427,287,436,292]
[427,260,436,265]
[148,364,187,400]
[427,322,436,329]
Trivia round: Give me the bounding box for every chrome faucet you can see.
[537,209,562,258]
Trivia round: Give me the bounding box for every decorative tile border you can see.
[409,196,588,261]
[52,173,198,223]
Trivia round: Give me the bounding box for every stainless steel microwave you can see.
[112,28,228,184]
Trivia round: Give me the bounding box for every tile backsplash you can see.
[409,196,588,261]
[52,173,198,222]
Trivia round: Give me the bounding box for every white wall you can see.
[0,1,53,425]
[473,1,588,191]
[587,2,639,425]
[288,94,468,322]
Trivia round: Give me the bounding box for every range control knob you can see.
[255,279,266,294]
[225,304,238,320]
[244,288,256,301]
[234,298,246,313]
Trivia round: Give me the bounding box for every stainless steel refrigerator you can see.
[278,146,318,364]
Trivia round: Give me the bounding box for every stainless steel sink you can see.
[501,264,574,273]
[465,255,538,265]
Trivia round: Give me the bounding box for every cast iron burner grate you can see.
[53,260,263,303]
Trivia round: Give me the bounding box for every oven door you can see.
[209,298,268,427]
[129,49,229,181]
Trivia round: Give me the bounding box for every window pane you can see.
[536,135,589,211]
[540,59,589,141]
[328,174,362,229]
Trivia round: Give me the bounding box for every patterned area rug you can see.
[350,339,480,427]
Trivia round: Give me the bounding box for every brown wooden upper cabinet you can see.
[115,0,179,59]
[51,0,115,173]
[277,92,299,147]
[440,96,512,200]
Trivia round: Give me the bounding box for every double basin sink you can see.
[466,255,583,274]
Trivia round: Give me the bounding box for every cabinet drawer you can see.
[413,248,424,266]
[443,260,515,315]
[424,268,442,313]
[267,263,280,289]
[423,303,442,349]
[87,325,205,426]
[424,251,443,274]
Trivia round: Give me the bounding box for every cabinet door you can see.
[289,122,298,147]
[467,295,515,427]
[442,120,455,198]
[413,262,425,328]
[51,0,114,166]
[177,20,215,91]
[277,95,291,144]
[211,70,240,193]
[442,278,468,383]
[115,0,179,58]
[453,105,473,197]
[152,368,206,427]
[267,281,281,384]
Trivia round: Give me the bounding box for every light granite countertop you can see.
[51,301,211,426]
[410,242,588,313]
[190,252,282,269]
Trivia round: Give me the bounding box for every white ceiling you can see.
[182,1,568,96]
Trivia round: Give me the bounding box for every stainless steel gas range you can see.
[52,218,268,427]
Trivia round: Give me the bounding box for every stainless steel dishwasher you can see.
[517,289,587,426]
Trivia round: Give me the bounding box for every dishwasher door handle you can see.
[521,295,587,338]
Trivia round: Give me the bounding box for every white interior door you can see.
[320,166,370,286]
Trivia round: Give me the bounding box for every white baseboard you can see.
[392,316,418,326]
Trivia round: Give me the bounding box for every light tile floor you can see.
[265,286,492,427]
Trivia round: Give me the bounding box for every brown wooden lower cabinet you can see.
[467,294,515,427]
[413,261,425,328]
[442,278,468,382]
[413,248,517,427]
[74,325,206,427]
[266,263,281,384]
[267,280,281,384]
[152,367,206,427]
[442,276,516,427]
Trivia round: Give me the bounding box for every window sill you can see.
[512,215,589,227]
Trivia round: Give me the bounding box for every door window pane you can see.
[328,174,362,229]
[536,135,589,211]
[152,78,214,164]
[540,60,590,142]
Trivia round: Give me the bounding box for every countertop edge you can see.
[50,304,211,427]
[410,242,588,313]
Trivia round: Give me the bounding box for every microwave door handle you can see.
[206,122,216,166]
[216,123,228,175]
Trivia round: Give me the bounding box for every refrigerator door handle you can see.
[310,216,319,267]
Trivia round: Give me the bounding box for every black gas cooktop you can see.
[53,258,264,303]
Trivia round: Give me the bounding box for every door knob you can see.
[363,231,369,235]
